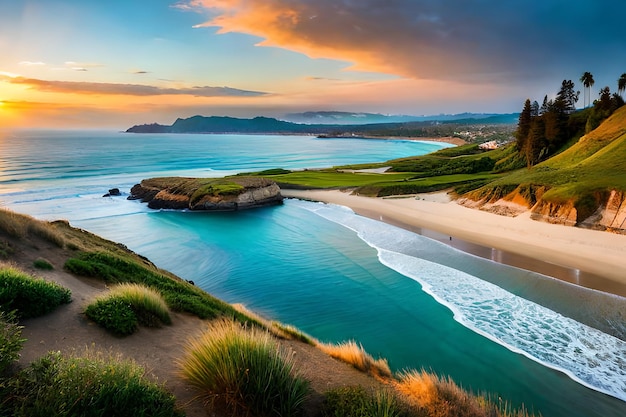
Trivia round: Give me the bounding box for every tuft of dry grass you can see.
[317,340,392,379]
[178,318,310,416]
[396,370,490,417]
[0,208,28,238]
[394,369,535,417]
[105,283,172,325]
[0,208,65,248]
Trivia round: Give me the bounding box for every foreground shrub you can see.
[317,340,392,379]
[4,349,183,417]
[322,386,404,417]
[0,266,71,318]
[179,318,310,416]
[0,310,25,375]
[85,283,171,336]
[85,297,138,336]
[33,258,53,270]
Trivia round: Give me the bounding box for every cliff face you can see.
[129,177,283,211]
[460,186,626,234]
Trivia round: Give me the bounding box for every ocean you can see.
[1,129,625,416]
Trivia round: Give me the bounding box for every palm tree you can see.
[580,71,595,108]
[618,73,626,98]
[580,72,595,108]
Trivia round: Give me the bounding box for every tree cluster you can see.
[584,86,625,132]
[516,80,579,167]
[516,74,626,167]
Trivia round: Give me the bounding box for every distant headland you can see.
[125,113,517,143]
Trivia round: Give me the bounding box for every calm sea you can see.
[1,129,625,416]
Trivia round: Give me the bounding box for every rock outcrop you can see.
[460,185,626,234]
[128,177,283,211]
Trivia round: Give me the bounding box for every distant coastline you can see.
[125,114,513,146]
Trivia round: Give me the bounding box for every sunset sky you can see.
[1,0,625,128]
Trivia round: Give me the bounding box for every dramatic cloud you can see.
[4,76,268,97]
[187,0,626,83]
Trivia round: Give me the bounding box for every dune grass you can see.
[0,265,71,319]
[0,208,65,248]
[85,283,171,336]
[395,370,535,417]
[317,340,392,379]
[178,318,310,417]
[3,348,183,417]
[108,283,171,325]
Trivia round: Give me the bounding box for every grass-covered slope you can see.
[465,106,626,227]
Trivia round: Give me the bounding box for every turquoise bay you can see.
[1,130,624,417]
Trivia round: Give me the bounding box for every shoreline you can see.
[281,189,626,299]
[370,135,468,146]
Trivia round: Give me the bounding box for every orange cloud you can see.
[186,0,626,86]
[187,0,502,82]
[3,76,268,97]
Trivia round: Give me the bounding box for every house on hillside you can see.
[479,140,499,150]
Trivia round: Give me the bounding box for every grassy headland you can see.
[0,205,539,417]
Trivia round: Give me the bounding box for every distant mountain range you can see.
[126,112,518,135]
[282,111,515,125]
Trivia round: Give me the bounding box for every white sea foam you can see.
[295,199,626,402]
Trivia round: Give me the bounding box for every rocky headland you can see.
[458,186,626,233]
[128,176,283,211]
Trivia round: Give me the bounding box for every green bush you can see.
[3,350,183,417]
[0,267,71,318]
[85,284,171,336]
[322,386,404,417]
[0,310,25,375]
[33,258,53,270]
[179,319,310,416]
[85,297,138,336]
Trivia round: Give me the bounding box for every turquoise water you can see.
[1,130,625,416]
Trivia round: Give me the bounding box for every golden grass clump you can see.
[107,283,172,325]
[393,369,532,417]
[0,208,65,248]
[0,209,28,238]
[178,318,309,416]
[85,283,172,336]
[317,340,392,379]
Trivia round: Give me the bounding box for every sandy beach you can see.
[282,189,626,298]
